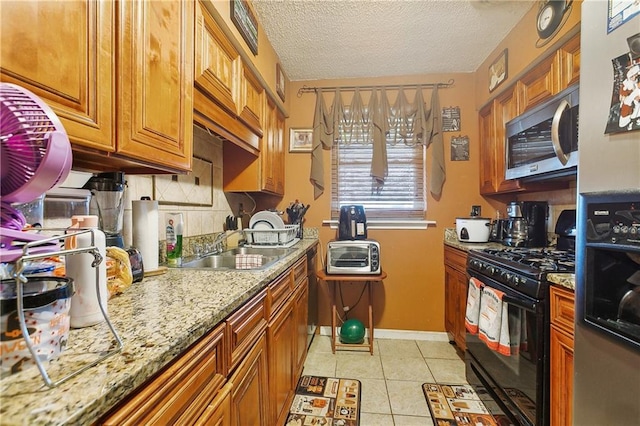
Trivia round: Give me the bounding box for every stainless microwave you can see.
[505,84,579,180]
[326,240,381,275]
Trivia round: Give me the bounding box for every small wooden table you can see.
[317,270,387,355]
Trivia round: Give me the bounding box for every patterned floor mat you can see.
[286,375,361,426]
[422,383,501,426]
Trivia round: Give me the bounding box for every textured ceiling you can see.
[252,0,536,81]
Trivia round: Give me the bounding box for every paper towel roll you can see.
[132,198,159,272]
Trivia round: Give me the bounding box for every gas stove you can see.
[467,247,575,299]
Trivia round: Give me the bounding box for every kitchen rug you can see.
[422,383,499,426]
[286,375,361,426]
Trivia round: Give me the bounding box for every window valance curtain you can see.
[309,86,445,200]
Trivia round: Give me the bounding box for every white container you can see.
[456,217,491,243]
[65,215,108,328]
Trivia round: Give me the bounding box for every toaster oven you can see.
[326,240,381,275]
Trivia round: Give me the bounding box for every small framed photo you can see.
[289,128,313,152]
[276,63,286,101]
[489,49,508,92]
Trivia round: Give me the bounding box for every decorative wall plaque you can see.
[451,135,470,161]
[442,107,461,132]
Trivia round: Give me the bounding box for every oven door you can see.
[465,270,548,426]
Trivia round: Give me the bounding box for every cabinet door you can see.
[0,1,114,151]
[518,54,559,112]
[194,0,240,115]
[230,332,269,426]
[226,289,267,372]
[558,34,580,90]
[294,278,310,379]
[195,382,232,426]
[101,323,226,425]
[444,266,458,340]
[117,0,193,171]
[493,87,525,193]
[453,270,468,351]
[238,63,264,136]
[268,300,296,426]
[550,327,574,426]
[478,104,497,194]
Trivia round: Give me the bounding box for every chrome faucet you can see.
[208,229,244,255]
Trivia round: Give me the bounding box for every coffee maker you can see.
[503,201,548,247]
[83,172,126,248]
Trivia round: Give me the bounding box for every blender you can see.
[83,172,126,248]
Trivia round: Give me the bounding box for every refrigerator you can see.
[574,1,640,424]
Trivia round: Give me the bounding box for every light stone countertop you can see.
[0,238,319,426]
[547,273,576,291]
[443,228,504,252]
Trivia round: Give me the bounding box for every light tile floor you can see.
[302,335,468,426]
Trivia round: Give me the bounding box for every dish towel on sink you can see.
[235,254,263,269]
[464,277,483,334]
[478,286,505,351]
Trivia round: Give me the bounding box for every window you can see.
[331,122,426,219]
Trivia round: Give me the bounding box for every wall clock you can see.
[536,0,572,41]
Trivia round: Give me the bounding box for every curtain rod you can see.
[296,78,455,97]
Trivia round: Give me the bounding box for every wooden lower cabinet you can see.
[195,382,233,426]
[268,296,296,426]
[294,278,310,379]
[444,245,468,351]
[99,253,312,426]
[101,323,226,425]
[549,285,575,426]
[229,332,270,426]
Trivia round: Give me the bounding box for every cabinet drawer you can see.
[550,286,575,335]
[102,323,226,425]
[292,256,307,285]
[267,270,293,318]
[444,245,468,272]
[226,289,267,372]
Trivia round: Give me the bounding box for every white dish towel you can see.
[478,286,505,351]
[464,277,482,334]
[235,254,263,269]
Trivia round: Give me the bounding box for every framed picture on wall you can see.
[230,0,258,55]
[489,49,508,92]
[289,128,313,152]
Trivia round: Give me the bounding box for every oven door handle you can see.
[502,294,537,311]
[468,270,539,311]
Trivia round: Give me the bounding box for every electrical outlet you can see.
[343,306,350,312]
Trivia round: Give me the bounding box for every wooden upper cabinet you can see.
[117,0,194,171]
[195,0,240,115]
[0,1,114,151]
[238,64,265,136]
[518,53,559,112]
[493,86,525,193]
[478,104,497,194]
[558,33,580,90]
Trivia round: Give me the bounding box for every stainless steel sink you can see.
[180,247,296,270]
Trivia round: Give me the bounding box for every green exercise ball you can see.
[340,319,365,344]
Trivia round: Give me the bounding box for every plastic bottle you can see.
[65,215,108,328]
[166,212,184,267]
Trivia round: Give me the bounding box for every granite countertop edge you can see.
[0,238,319,426]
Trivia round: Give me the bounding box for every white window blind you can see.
[331,127,426,219]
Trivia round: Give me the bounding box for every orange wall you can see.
[280,74,502,332]
[209,0,583,332]
[474,0,583,107]
[275,1,583,332]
